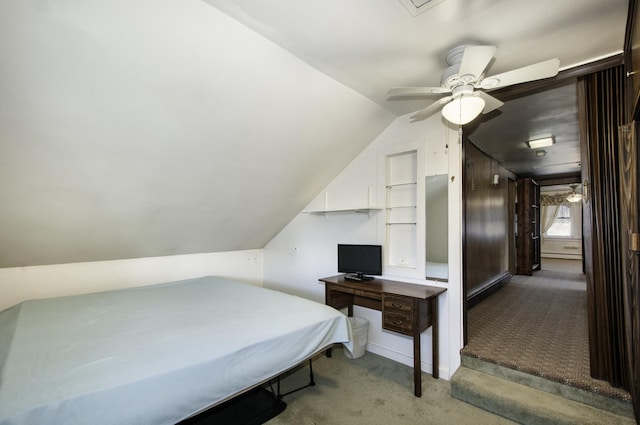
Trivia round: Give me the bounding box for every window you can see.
[545,205,572,237]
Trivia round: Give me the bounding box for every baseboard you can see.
[541,253,583,260]
[363,342,449,380]
[467,271,511,308]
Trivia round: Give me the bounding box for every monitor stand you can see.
[345,273,374,282]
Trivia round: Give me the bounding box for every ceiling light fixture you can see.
[528,137,554,149]
[441,95,485,125]
[566,184,582,203]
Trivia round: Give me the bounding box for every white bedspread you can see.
[0,276,349,425]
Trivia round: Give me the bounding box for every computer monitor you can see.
[337,244,382,281]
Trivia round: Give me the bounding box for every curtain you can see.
[579,65,629,389]
[541,193,569,205]
[541,204,561,238]
[540,193,570,241]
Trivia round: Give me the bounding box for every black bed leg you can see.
[277,358,317,398]
[308,359,315,387]
[277,376,282,400]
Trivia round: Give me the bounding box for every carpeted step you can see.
[460,354,634,418]
[451,366,636,425]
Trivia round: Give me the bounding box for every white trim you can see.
[364,342,449,380]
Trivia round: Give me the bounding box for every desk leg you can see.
[413,331,422,397]
[431,298,439,379]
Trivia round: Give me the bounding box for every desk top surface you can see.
[320,275,446,300]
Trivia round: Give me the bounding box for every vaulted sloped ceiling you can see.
[0,0,628,268]
[0,1,394,267]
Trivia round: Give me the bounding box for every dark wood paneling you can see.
[621,5,640,420]
[624,0,640,120]
[508,178,516,274]
[618,122,640,424]
[516,178,541,275]
[577,76,598,379]
[463,140,512,302]
[579,66,628,389]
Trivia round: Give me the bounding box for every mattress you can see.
[0,276,350,425]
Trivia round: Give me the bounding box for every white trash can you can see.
[344,317,368,359]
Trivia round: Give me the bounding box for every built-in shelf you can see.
[516,177,541,275]
[385,150,419,270]
[303,207,383,217]
[386,182,417,188]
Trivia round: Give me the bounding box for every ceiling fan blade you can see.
[458,45,497,80]
[476,91,504,114]
[409,100,446,122]
[480,58,560,89]
[388,86,450,97]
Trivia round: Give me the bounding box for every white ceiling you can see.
[0,0,628,267]
[207,0,627,116]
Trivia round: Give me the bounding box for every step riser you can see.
[460,355,633,418]
[451,374,569,425]
[451,365,636,425]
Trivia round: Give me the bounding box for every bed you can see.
[0,276,350,425]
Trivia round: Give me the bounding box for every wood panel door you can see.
[618,122,640,423]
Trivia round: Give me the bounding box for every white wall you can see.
[0,250,263,311]
[264,113,463,379]
[0,0,393,268]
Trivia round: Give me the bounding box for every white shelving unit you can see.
[385,151,418,269]
[304,207,383,217]
[303,187,381,217]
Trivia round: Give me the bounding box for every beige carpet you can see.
[462,269,631,402]
[266,350,516,425]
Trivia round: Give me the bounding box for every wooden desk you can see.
[320,275,446,397]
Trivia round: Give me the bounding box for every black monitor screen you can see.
[337,244,382,280]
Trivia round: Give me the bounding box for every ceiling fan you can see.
[388,45,560,125]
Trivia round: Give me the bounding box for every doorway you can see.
[539,183,584,273]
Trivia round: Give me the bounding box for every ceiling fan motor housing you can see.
[450,84,474,99]
[441,63,462,89]
[441,45,480,90]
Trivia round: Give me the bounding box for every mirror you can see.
[425,174,448,281]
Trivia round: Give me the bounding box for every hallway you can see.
[462,262,630,403]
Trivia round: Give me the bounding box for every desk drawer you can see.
[383,294,414,335]
[383,311,413,335]
[383,294,413,314]
[354,288,382,300]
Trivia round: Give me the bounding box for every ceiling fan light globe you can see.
[442,96,485,125]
